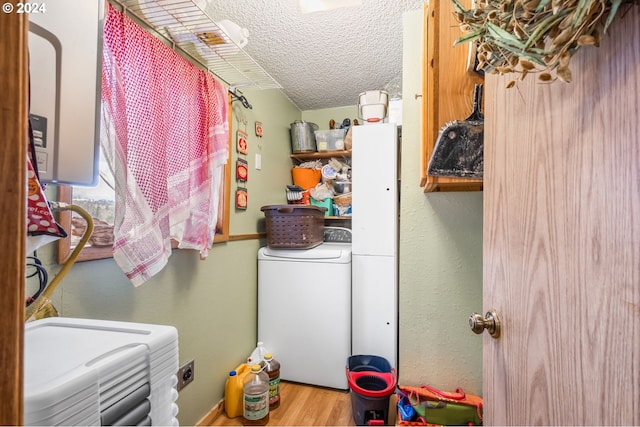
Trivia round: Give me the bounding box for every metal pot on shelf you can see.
[290,120,319,153]
[332,181,352,194]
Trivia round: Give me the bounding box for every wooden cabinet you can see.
[420,1,483,192]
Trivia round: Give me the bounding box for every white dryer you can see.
[257,227,352,390]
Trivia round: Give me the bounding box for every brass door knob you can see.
[469,309,501,338]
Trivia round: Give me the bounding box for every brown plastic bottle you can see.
[263,353,281,409]
[242,364,270,425]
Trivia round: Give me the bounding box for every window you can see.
[56,96,232,263]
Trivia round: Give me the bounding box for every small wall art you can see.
[236,129,248,155]
[236,158,248,182]
[235,187,248,210]
[255,121,263,137]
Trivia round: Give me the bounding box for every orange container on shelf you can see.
[291,167,321,190]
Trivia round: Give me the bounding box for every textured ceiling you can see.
[203,0,426,111]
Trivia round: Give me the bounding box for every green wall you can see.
[228,88,301,235]
[398,9,483,394]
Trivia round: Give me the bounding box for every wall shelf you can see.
[289,151,352,222]
[112,0,281,90]
[290,150,351,161]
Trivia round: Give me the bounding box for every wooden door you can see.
[0,10,28,426]
[483,8,640,425]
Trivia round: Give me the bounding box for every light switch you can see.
[255,153,262,170]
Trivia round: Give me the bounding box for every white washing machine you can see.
[257,227,352,390]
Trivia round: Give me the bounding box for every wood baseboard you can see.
[195,399,225,426]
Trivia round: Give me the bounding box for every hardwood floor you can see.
[203,381,381,426]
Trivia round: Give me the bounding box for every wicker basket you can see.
[261,205,326,249]
[333,193,352,207]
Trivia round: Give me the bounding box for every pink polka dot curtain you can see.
[101,3,229,286]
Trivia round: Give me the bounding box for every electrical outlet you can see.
[177,359,195,391]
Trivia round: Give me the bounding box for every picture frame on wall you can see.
[236,158,248,182]
[236,129,248,155]
[235,187,248,210]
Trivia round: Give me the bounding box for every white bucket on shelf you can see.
[358,90,389,123]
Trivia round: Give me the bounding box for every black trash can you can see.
[347,355,397,426]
